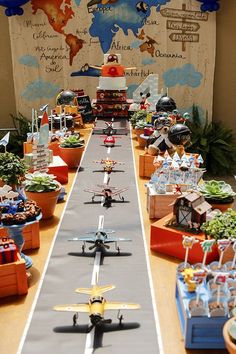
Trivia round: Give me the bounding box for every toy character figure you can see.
[139,92,151,110]
[146,115,174,156]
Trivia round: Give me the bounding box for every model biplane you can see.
[53,283,140,331]
[84,183,128,207]
[93,158,124,173]
[93,117,128,135]
[68,226,131,254]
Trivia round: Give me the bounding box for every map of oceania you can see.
[89,0,171,53]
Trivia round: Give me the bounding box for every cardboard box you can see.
[147,185,178,219]
[139,153,156,178]
[0,254,28,297]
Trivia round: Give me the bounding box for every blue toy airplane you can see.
[68,227,131,254]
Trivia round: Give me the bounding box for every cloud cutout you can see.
[130,40,142,49]
[127,84,139,99]
[163,63,203,88]
[21,79,60,101]
[142,58,156,66]
[19,55,39,68]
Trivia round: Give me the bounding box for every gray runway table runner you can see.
[19,122,162,354]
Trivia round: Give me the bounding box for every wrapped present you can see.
[0,239,18,264]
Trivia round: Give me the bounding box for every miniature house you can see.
[173,192,211,230]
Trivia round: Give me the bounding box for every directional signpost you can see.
[161,4,208,51]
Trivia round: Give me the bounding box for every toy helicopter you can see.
[93,157,124,174]
[53,283,140,331]
[68,227,131,254]
[84,182,128,207]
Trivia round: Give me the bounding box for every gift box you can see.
[0,239,18,264]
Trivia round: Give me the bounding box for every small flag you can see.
[39,112,49,145]
[40,104,49,112]
[0,132,10,146]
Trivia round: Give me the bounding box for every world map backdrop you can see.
[8,0,216,118]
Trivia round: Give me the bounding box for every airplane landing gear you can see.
[117,310,124,327]
[73,313,78,326]
[82,243,86,253]
[115,242,120,254]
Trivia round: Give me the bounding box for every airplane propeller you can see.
[87,318,112,332]
[88,243,110,250]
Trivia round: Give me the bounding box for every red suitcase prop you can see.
[0,238,18,264]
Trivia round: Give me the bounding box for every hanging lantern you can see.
[197,0,220,12]
[0,1,30,16]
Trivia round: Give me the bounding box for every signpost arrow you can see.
[167,20,200,32]
[160,8,208,21]
[169,33,199,42]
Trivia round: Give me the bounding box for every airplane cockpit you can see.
[90,296,104,304]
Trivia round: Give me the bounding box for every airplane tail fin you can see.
[75,284,115,295]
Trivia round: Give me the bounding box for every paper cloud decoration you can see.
[0,0,30,16]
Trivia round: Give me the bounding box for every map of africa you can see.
[30,0,171,64]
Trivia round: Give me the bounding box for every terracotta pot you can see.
[59,145,84,168]
[25,185,61,219]
[137,134,147,148]
[219,244,235,263]
[208,202,234,213]
[223,317,236,354]
[134,128,144,139]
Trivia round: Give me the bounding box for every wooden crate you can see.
[150,214,219,264]
[147,185,177,219]
[139,153,156,178]
[0,221,40,251]
[176,278,226,349]
[0,254,28,297]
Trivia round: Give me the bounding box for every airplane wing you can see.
[85,229,115,234]
[112,187,129,197]
[53,303,90,312]
[104,237,132,243]
[104,302,140,311]
[84,188,103,195]
[68,236,95,242]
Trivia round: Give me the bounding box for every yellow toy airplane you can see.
[53,283,140,331]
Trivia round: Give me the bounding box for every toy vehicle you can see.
[53,283,140,331]
[84,183,128,208]
[93,158,124,174]
[68,225,131,254]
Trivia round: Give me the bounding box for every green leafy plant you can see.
[60,135,85,148]
[0,152,28,186]
[0,112,32,157]
[24,172,60,192]
[130,110,148,128]
[201,209,236,241]
[135,119,149,130]
[186,105,236,175]
[198,180,236,203]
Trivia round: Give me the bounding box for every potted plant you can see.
[201,209,236,262]
[59,135,85,168]
[223,316,236,354]
[198,180,236,211]
[186,105,236,175]
[0,152,28,189]
[24,172,61,219]
[130,110,148,129]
